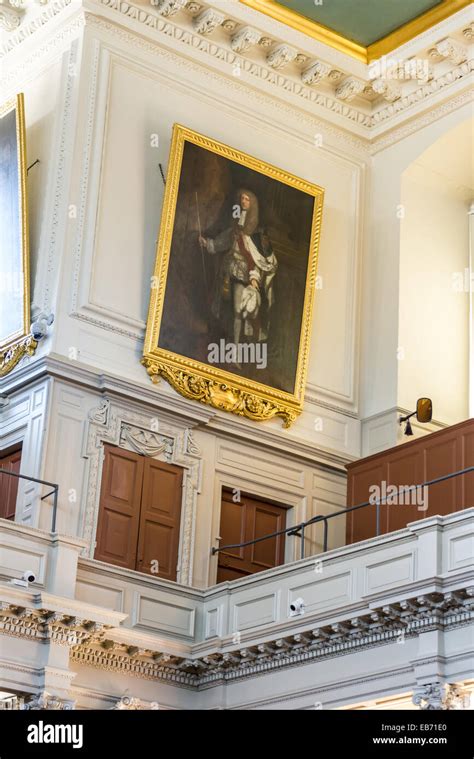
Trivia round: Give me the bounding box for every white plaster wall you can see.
[360,101,473,435]
[399,167,470,423]
[52,26,365,454]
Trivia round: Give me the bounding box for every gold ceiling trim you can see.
[240,0,472,63]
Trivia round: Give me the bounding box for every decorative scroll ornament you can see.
[231,26,261,54]
[435,37,467,65]
[192,8,224,35]
[0,335,37,377]
[88,398,110,425]
[23,691,75,710]
[371,78,401,103]
[0,0,25,31]
[141,358,298,428]
[266,44,297,69]
[301,61,331,86]
[153,0,187,17]
[335,77,365,101]
[112,696,159,710]
[412,682,470,710]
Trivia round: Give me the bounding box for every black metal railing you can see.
[212,466,474,560]
[0,469,59,532]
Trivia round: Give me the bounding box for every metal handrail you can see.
[0,469,59,532]
[212,465,474,560]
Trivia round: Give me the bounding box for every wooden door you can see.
[217,490,286,583]
[0,446,22,521]
[137,458,183,581]
[94,445,144,570]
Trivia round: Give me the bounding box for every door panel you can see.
[0,447,22,521]
[251,504,285,569]
[94,445,144,570]
[217,490,286,583]
[137,458,183,581]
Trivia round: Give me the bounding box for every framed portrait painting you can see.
[0,93,35,376]
[143,125,324,427]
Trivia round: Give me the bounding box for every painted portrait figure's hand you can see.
[250,279,259,289]
[198,235,208,248]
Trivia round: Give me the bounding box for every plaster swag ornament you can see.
[119,423,173,458]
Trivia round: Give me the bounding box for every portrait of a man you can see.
[143,125,324,426]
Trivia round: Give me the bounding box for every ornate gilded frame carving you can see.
[0,93,36,376]
[142,125,324,428]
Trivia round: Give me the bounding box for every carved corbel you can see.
[231,26,261,53]
[335,77,365,101]
[192,8,224,35]
[266,44,297,69]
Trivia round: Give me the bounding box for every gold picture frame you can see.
[0,93,36,376]
[142,125,324,427]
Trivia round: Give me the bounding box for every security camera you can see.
[30,312,54,342]
[9,570,36,588]
[289,598,305,617]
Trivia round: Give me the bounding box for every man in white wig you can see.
[199,188,278,348]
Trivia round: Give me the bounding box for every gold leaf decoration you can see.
[0,335,37,377]
[142,358,298,427]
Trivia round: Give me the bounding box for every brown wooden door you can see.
[217,490,286,583]
[0,446,22,521]
[95,445,144,570]
[94,445,183,581]
[137,458,183,580]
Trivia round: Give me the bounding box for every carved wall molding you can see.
[266,43,296,69]
[335,76,365,101]
[412,682,471,710]
[0,0,75,58]
[230,24,260,54]
[23,691,76,710]
[192,7,223,35]
[154,0,187,17]
[1,0,472,145]
[83,398,202,584]
[0,0,25,32]
[111,695,159,709]
[68,586,474,688]
[301,60,331,86]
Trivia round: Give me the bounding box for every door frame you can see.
[83,399,202,585]
[210,472,306,585]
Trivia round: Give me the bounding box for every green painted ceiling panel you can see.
[276,0,444,46]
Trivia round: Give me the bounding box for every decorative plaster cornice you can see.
[58,585,474,687]
[2,0,471,148]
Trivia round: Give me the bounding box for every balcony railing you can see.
[0,469,59,532]
[212,466,474,560]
